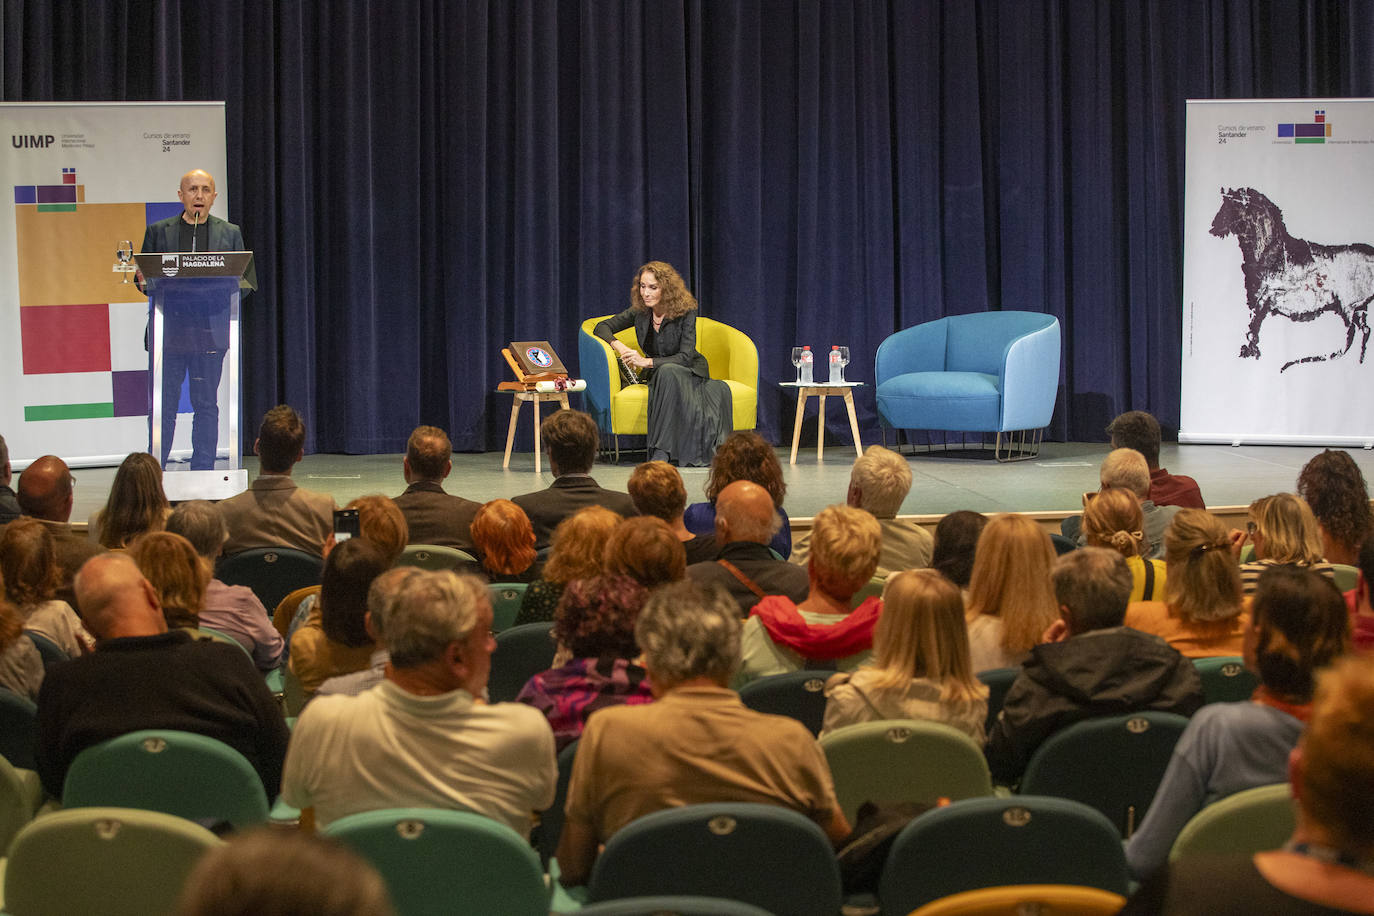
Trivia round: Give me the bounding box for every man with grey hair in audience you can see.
[557,578,851,886]
[0,434,19,524]
[1063,447,1180,558]
[316,566,423,697]
[166,499,283,670]
[281,570,556,835]
[984,547,1203,785]
[685,479,809,616]
[789,444,932,577]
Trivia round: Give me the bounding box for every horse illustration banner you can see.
[1181,99,1374,445]
[0,102,228,466]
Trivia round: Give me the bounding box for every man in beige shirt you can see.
[557,579,851,887]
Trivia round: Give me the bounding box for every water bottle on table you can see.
[800,346,814,384]
[829,345,844,383]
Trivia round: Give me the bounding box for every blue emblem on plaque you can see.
[526,347,553,368]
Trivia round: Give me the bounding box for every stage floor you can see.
[68,441,1374,523]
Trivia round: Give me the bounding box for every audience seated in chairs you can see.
[89,452,170,549]
[281,569,556,834]
[1125,565,1351,881]
[218,405,338,557]
[514,506,621,626]
[392,424,480,553]
[459,499,545,584]
[0,569,44,701]
[1296,448,1372,567]
[289,539,390,701]
[1107,411,1206,509]
[963,513,1058,673]
[603,515,688,591]
[683,431,792,559]
[166,500,284,671]
[515,574,654,750]
[556,578,850,887]
[685,480,809,617]
[738,504,883,683]
[628,460,719,564]
[1081,487,1167,603]
[790,445,934,578]
[14,455,105,608]
[930,510,988,594]
[822,568,987,740]
[0,517,94,657]
[511,410,635,550]
[316,567,422,698]
[1064,448,1180,559]
[984,548,1203,786]
[174,827,396,916]
[1125,509,1250,658]
[1237,492,1337,596]
[1122,653,1374,914]
[35,553,288,799]
[1348,536,1374,653]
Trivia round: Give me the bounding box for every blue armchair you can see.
[874,311,1061,460]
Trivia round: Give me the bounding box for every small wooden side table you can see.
[500,388,570,473]
[781,381,865,464]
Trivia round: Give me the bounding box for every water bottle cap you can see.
[832,345,838,349]
[803,345,810,350]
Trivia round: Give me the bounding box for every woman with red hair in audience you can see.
[963,513,1058,672]
[602,516,688,591]
[515,506,621,626]
[0,570,44,701]
[128,531,210,631]
[0,518,93,657]
[462,499,543,583]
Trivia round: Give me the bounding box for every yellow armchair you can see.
[578,315,758,457]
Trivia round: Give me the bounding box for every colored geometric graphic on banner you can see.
[1277,109,1332,143]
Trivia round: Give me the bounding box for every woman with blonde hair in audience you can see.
[89,452,170,549]
[1237,492,1336,596]
[963,513,1058,672]
[822,568,988,740]
[1125,565,1354,889]
[1296,448,1372,567]
[627,460,718,564]
[738,504,883,682]
[129,531,210,630]
[515,505,622,626]
[462,499,542,583]
[0,569,44,701]
[1125,508,1249,657]
[1082,487,1167,602]
[603,516,688,591]
[517,574,654,750]
[683,431,792,558]
[0,518,93,657]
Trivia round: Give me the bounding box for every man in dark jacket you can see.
[985,547,1203,785]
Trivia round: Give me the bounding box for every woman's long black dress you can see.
[593,308,733,467]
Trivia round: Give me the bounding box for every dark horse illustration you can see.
[1210,187,1374,372]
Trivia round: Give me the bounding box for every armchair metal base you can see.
[881,427,1045,462]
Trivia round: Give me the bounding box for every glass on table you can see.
[791,347,805,383]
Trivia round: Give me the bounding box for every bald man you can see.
[139,168,254,470]
[16,455,105,608]
[684,480,810,616]
[35,553,289,799]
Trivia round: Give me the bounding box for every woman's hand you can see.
[625,352,653,369]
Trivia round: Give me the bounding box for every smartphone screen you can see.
[334,508,361,543]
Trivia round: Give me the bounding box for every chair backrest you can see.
[536,738,580,867]
[489,582,529,632]
[194,625,251,653]
[1169,782,1295,863]
[1330,563,1359,592]
[0,686,38,770]
[943,311,1059,375]
[273,584,321,640]
[1019,711,1190,837]
[818,719,993,822]
[908,884,1127,916]
[738,670,830,737]
[879,796,1130,914]
[0,752,42,855]
[62,729,270,830]
[398,543,477,570]
[586,802,842,916]
[694,315,760,389]
[216,546,323,614]
[25,630,70,670]
[489,621,557,704]
[324,807,549,916]
[1192,656,1259,705]
[574,897,775,916]
[3,806,223,916]
[975,667,1018,739]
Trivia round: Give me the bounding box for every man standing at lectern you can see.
[137,168,249,470]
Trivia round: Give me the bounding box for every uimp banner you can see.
[1181,99,1374,446]
[1,102,228,466]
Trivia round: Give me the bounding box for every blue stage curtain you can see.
[5,1,1373,453]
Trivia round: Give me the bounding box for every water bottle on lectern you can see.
[800,346,814,384]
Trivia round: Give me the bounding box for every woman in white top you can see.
[822,568,988,740]
[963,514,1058,673]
